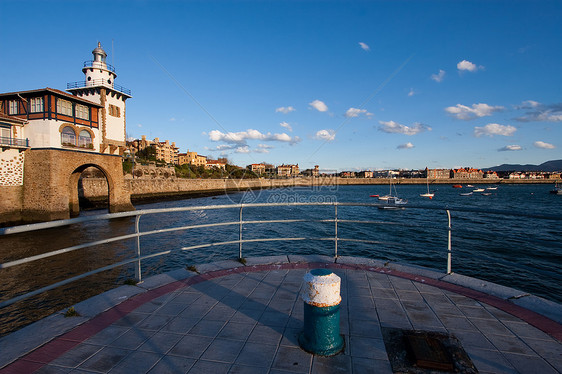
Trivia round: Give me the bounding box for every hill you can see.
[483,159,562,172]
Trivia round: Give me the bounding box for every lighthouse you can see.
[67,42,132,155]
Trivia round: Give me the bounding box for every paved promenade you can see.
[0,255,561,373]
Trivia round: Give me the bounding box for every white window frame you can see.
[57,99,73,116]
[30,97,44,113]
[78,130,92,147]
[61,126,76,145]
[76,104,89,120]
[8,100,18,115]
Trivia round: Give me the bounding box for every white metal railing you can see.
[1,202,561,309]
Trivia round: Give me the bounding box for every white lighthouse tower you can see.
[67,42,132,155]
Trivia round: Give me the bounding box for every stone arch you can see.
[22,149,134,222]
[68,163,113,217]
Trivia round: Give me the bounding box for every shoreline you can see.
[78,177,560,209]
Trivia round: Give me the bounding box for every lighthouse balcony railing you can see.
[66,80,132,96]
[83,60,116,73]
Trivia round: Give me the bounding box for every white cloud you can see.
[445,103,504,120]
[345,107,373,118]
[275,106,295,114]
[137,123,143,128]
[235,146,250,153]
[378,121,431,135]
[397,142,414,149]
[169,117,176,122]
[517,100,540,109]
[408,88,415,97]
[314,129,336,142]
[208,129,300,145]
[457,60,483,72]
[515,102,562,122]
[498,145,522,151]
[431,69,445,82]
[309,100,329,112]
[359,42,370,51]
[280,121,293,132]
[534,141,555,149]
[474,123,516,137]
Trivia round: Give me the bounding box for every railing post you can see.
[135,215,142,283]
[446,209,452,274]
[334,204,338,259]
[239,205,243,260]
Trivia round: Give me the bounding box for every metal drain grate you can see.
[382,328,478,373]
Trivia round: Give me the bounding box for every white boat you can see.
[378,196,408,209]
[379,179,407,208]
[460,192,473,196]
[486,186,498,190]
[467,184,474,188]
[420,177,435,199]
[473,188,485,192]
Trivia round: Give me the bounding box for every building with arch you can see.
[0,43,134,225]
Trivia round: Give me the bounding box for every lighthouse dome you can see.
[92,42,107,58]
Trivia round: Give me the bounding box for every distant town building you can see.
[205,159,226,170]
[302,165,320,177]
[426,168,450,179]
[276,164,299,177]
[153,138,179,164]
[128,135,179,164]
[248,163,266,175]
[178,151,207,167]
[483,171,499,179]
[357,170,374,178]
[451,168,483,179]
[339,171,356,178]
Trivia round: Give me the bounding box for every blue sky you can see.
[1,0,561,171]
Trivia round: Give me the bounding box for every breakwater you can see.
[81,176,557,203]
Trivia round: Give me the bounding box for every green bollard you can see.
[298,269,344,356]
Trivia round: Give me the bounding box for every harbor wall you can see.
[80,176,557,202]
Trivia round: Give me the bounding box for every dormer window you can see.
[8,100,18,115]
[30,97,44,113]
[76,104,89,120]
[57,99,73,116]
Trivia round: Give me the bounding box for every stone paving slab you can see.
[244,255,289,266]
[137,268,196,291]
[288,254,334,264]
[72,285,147,318]
[1,256,561,374]
[194,259,244,273]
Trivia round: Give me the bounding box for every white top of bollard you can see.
[302,269,341,307]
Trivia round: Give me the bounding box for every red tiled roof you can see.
[0,112,27,124]
[0,88,103,107]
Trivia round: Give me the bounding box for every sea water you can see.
[0,183,560,336]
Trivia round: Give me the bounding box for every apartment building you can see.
[153,138,179,164]
[128,135,179,164]
[178,151,207,167]
[426,168,451,179]
[451,168,484,179]
[205,160,226,170]
[248,163,266,175]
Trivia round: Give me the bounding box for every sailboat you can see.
[378,179,407,209]
[420,177,434,199]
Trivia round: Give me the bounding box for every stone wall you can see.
[0,148,133,225]
[0,149,25,186]
[80,176,558,202]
